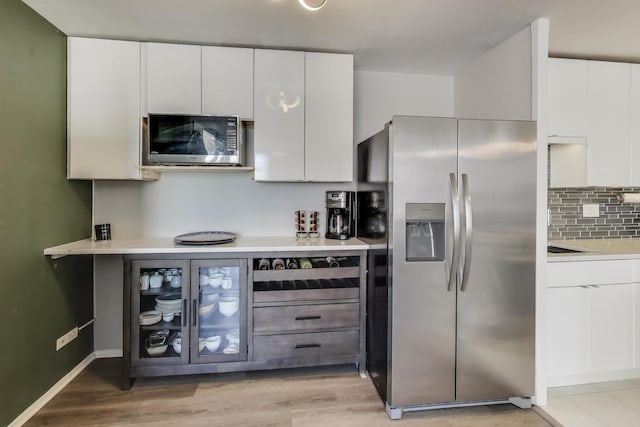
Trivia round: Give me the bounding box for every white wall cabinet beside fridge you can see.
[547,59,633,187]
[630,64,640,185]
[547,58,588,141]
[546,259,635,386]
[587,61,631,187]
[67,37,155,180]
[547,58,589,187]
[253,50,353,182]
[304,52,354,182]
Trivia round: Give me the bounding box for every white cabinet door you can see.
[68,38,142,180]
[589,283,634,372]
[587,61,631,186]
[253,49,305,181]
[630,65,640,185]
[145,43,201,114]
[546,287,589,378]
[549,144,587,187]
[304,52,354,182]
[635,283,640,368]
[202,46,254,119]
[547,58,588,138]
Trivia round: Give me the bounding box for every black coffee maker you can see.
[325,191,355,240]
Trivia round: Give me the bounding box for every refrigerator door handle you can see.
[460,173,473,292]
[447,172,460,292]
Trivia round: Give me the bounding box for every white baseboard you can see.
[9,352,96,427]
[95,349,123,358]
[547,368,640,387]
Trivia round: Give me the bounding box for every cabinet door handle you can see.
[295,315,322,321]
[192,299,198,326]
[182,299,188,327]
[294,343,321,349]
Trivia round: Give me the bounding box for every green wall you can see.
[0,0,93,424]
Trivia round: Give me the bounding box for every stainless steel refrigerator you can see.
[357,116,536,419]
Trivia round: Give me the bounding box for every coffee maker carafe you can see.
[325,191,355,240]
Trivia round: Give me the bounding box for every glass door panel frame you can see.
[131,259,190,367]
[190,258,248,363]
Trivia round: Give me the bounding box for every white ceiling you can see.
[21,0,640,75]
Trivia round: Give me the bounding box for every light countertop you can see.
[44,236,368,257]
[548,238,640,262]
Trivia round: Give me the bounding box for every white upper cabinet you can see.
[68,38,151,180]
[145,43,202,115]
[548,144,587,188]
[254,50,354,182]
[202,46,254,119]
[630,64,640,185]
[304,52,354,182]
[253,49,305,181]
[547,58,634,187]
[547,58,588,140]
[587,61,631,186]
[146,44,254,118]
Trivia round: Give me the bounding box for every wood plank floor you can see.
[24,358,553,426]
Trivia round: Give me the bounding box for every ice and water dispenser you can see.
[405,203,445,261]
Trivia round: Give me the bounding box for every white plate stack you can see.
[155,293,182,315]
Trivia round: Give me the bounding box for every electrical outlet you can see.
[583,203,600,218]
[56,327,78,351]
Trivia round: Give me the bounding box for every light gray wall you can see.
[93,69,455,353]
[355,70,454,141]
[454,25,533,121]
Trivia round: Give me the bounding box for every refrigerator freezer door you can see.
[388,116,458,407]
[455,120,536,401]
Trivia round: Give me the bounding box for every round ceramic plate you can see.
[156,293,181,302]
[139,310,162,326]
[174,231,237,246]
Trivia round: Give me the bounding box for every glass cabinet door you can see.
[131,260,190,366]
[190,259,247,363]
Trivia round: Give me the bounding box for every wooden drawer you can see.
[253,330,359,360]
[253,287,359,303]
[253,303,359,333]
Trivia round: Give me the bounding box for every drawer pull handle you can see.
[295,343,321,349]
[295,315,322,321]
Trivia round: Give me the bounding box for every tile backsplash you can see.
[548,187,640,239]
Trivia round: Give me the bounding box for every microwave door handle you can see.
[460,173,473,292]
[447,172,460,292]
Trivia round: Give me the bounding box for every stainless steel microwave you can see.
[146,114,245,166]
